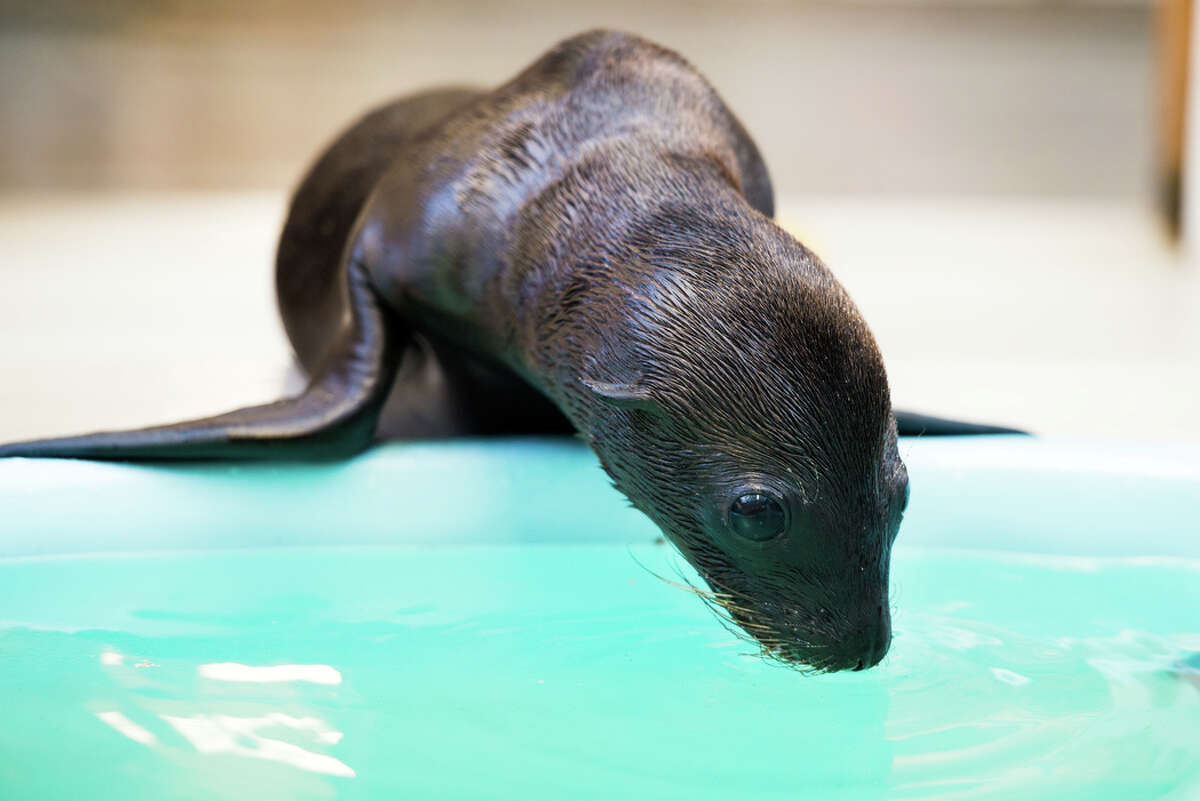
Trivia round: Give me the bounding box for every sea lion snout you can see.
[840,606,892,671]
[853,612,892,671]
[710,561,895,672]
[773,618,891,672]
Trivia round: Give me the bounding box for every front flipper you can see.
[895,410,1027,437]
[0,260,398,461]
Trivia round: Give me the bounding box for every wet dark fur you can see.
[0,31,909,671]
[551,199,907,671]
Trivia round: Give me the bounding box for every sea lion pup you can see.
[1,30,918,671]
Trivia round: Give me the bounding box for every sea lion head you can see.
[577,204,908,672]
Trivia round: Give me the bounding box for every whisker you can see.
[623,542,841,672]
[626,546,736,603]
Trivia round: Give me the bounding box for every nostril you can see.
[854,659,865,671]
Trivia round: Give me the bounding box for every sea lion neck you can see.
[504,156,766,404]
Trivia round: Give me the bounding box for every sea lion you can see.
[0,30,1010,671]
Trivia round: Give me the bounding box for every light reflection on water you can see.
[95,711,157,745]
[162,713,353,777]
[197,663,342,685]
[92,657,354,778]
[1,544,1197,800]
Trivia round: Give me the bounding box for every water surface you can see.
[1,544,1197,800]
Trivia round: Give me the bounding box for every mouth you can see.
[698,587,892,673]
[764,637,890,673]
[646,549,892,673]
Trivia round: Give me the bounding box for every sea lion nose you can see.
[851,607,892,671]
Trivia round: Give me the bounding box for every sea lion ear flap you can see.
[579,376,659,412]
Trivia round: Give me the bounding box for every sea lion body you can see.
[292,37,774,439]
[1,31,924,671]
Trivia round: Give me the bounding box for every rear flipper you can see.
[895,410,1028,437]
[0,260,398,461]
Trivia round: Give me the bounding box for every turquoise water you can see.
[2,543,1198,800]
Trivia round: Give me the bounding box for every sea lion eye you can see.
[728,493,787,541]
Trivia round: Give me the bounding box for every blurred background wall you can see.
[0,0,1154,199]
[4,0,1197,443]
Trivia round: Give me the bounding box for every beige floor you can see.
[0,192,1197,444]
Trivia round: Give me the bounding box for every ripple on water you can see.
[882,612,1200,800]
